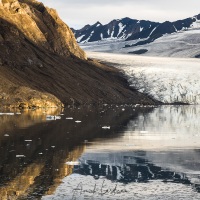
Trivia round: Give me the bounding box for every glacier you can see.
[88,52,200,104]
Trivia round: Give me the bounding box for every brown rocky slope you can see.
[0,0,156,108]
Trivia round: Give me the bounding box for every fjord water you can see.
[1,106,200,199]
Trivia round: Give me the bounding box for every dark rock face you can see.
[128,49,148,55]
[73,14,200,46]
[195,54,200,58]
[0,0,156,107]
[173,18,195,31]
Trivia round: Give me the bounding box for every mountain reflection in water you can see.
[0,105,200,200]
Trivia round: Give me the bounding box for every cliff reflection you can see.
[0,105,148,199]
[0,108,62,139]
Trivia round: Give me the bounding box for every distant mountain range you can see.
[72,14,200,46]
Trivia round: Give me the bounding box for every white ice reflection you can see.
[86,106,200,151]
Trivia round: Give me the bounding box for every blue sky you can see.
[40,0,200,29]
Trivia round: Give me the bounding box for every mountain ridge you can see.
[73,14,200,45]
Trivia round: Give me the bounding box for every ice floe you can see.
[102,126,111,129]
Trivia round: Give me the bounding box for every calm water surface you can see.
[0,105,200,200]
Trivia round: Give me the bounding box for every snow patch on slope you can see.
[111,28,115,38]
[76,35,85,43]
[149,26,157,37]
[118,23,126,36]
[81,31,94,43]
[190,18,200,29]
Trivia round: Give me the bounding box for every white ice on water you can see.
[102,126,111,129]
[0,113,14,115]
[46,115,61,120]
[66,117,73,120]
[66,161,80,166]
[88,52,200,104]
[16,155,25,158]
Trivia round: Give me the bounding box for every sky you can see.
[39,0,200,29]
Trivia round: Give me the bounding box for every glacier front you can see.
[88,52,200,104]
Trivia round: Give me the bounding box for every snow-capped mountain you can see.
[72,14,200,45]
[73,18,159,43]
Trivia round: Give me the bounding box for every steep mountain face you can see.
[0,0,86,59]
[73,14,200,45]
[0,0,155,108]
[73,17,159,43]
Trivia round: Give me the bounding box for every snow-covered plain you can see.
[81,29,200,58]
[88,52,200,104]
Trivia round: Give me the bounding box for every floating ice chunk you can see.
[102,126,111,129]
[16,155,25,158]
[75,121,82,123]
[122,108,125,111]
[51,146,55,148]
[60,114,64,116]
[66,161,80,166]
[4,134,9,137]
[46,115,54,120]
[24,140,32,142]
[46,115,61,120]
[66,117,73,120]
[0,113,14,115]
[39,152,43,155]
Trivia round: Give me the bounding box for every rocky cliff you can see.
[0,0,155,108]
[0,0,86,59]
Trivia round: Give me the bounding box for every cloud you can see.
[40,0,200,29]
